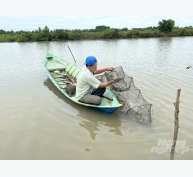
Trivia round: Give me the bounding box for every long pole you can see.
[170,89,181,160]
[67,45,76,63]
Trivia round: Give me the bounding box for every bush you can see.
[103,29,119,39]
[8,36,16,42]
[139,31,154,38]
[68,31,81,40]
[52,29,68,40]
[119,31,128,38]
[127,31,133,38]
[16,32,33,42]
[179,28,193,36]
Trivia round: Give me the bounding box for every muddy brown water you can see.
[0,37,192,159]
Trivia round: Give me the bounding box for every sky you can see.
[0,0,193,32]
[0,16,193,32]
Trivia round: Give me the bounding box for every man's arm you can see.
[95,67,114,74]
[98,80,114,88]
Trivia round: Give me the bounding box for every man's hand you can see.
[96,67,114,74]
[113,78,123,82]
[106,67,114,71]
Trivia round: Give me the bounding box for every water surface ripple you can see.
[0,37,193,159]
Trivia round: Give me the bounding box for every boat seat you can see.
[46,61,67,71]
[68,66,76,75]
[71,69,80,78]
[65,63,73,73]
[48,68,66,72]
[75,71,80,79]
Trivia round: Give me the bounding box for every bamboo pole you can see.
[170,89,181,159]
[67,45,76,63]
[67,74,76,84]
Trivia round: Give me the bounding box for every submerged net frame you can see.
[96,66,152,122]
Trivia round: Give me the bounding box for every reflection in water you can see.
[43,77,122,140]
[43,77,82,112]
[157,37,172,56]
[78,111,122,140]
[43,77,61,95]
[155,37,172,71]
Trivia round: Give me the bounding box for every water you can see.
[0,37,193,160]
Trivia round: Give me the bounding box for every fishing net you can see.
[96,66,152,123]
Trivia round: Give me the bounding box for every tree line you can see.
[0,19,193,42]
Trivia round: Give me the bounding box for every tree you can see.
[95,25,110,32]
[120,28,128,31]
[158,19,175,32]
[0,29,6,34]
[34,26,51,41]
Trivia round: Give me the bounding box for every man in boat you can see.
[76,56,114,105]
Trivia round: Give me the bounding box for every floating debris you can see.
[186,65,192,69]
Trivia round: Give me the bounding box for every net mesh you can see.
[96,66,152,123]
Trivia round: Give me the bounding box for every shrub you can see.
[103,29,119,39]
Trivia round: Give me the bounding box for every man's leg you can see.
[79,94,102,105]
[92,87,106,96]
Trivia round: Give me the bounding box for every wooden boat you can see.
[42,52,122,114]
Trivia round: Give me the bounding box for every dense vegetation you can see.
[0,19,193,43]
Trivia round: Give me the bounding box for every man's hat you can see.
[84,56,97,66]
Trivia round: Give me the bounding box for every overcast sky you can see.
[0,1,193,31]
[0,16,193,31]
